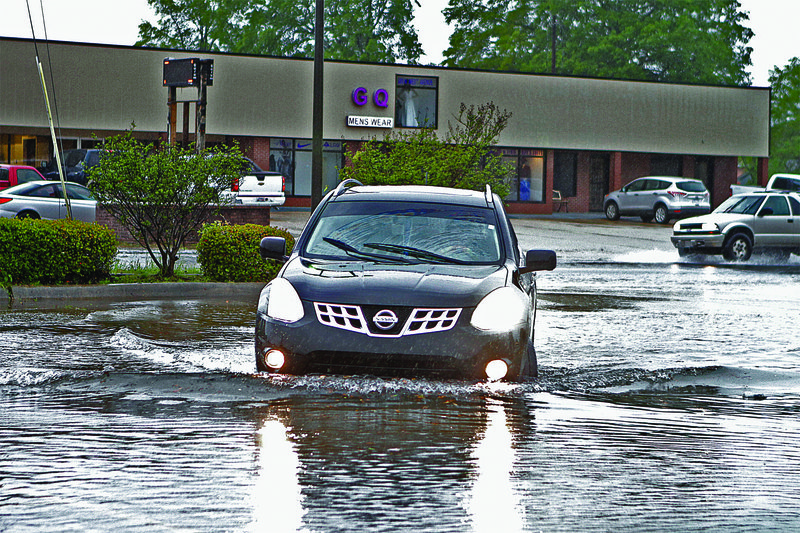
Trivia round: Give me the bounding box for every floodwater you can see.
[3,249,800,532]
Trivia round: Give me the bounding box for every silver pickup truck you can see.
[224,157,285,206]
[671,191,800,261]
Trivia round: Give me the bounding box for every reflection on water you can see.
[465,398,522,533]
[3,261,800,532]
[251,417,307,532]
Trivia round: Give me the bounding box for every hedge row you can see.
[0,218,117,287]
[197,221,295,282]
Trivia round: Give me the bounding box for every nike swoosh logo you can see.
[298,143,311,149]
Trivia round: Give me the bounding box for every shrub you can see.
[0,218,118,288]
[197,222,295,282]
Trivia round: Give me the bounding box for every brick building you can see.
[0,37,770,214]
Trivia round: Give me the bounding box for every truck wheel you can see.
[605,202,620,221]
[653,204,670,224]
[723,233,752,261]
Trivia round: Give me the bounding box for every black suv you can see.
[42,149,102,185]
[255,180,557,381]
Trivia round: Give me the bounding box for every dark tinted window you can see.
[760,196,790,216]
[17,169,43,183]
[64,183,94,200]
[626,179,647,192]
[85,151,101,167]
[676,181,707,192]
[648,180,670,191]
[63,150,87,167]
[789,196,800,216]
[771,177,800,192]
[0,168,8,182]
[553,151,577,197]
[26,184,59,198]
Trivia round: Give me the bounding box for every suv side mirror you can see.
[260,236,289,263]
[520,249,557,273]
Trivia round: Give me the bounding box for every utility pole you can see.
[311,0,324,209]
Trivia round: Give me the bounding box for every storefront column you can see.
[610,152,624,192]
[546,149,555,213]
[757,157,770,186]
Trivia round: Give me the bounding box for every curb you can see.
[1,282,265,310]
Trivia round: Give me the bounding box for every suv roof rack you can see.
[333,179,364,198]
[484,184,494,206]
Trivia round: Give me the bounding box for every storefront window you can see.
[269,138,295,194]
[501,148,545,202]
[395,75,438,128]
[553,151,577,197]
[274,139,343,196]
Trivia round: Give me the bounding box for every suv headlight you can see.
[701,222,720,233]
[471,287,529,332]
[261,278,304,323]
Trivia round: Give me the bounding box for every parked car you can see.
[255,181,557,382]
[671,191,800,261]
[0,181,96,223]
[730,173,800,196]
[604,176,710,224]
[41,149,103,185]
[0,164,46,190]
[227,157,285,206]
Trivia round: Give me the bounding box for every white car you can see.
[0,181,96,223]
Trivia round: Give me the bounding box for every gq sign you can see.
[348,86,393,128]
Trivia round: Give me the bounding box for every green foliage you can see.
[443,0,753,85]
[0,218,117,288]
[137,0,423,63]
[340,102,512,197]
[197,222,295,282]
[87,131,243,279]
[768,58,800,174]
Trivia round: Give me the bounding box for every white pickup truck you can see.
[223,157,286,206]
[730,173,800,196]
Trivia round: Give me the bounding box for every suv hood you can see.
[280,257,510,308]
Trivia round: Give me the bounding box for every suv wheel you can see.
[605,202,620,221]
[723,233,753,261]
[653,204,670,224]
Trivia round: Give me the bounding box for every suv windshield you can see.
[715,195,764,215]
[304,201,502,264]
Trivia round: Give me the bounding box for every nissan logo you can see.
[372,310,398,330]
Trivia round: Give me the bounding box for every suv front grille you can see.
[314,303,461,338]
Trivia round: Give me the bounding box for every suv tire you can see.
[653,204,670,224]
[723,233,753,261]
[605,201,620,221]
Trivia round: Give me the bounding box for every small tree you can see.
[88,132,243,278]
[340,102,512,197]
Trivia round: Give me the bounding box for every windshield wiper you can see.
[322,237,411,263]
[364,243,467,264]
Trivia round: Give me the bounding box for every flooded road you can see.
[3,220,800,532]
